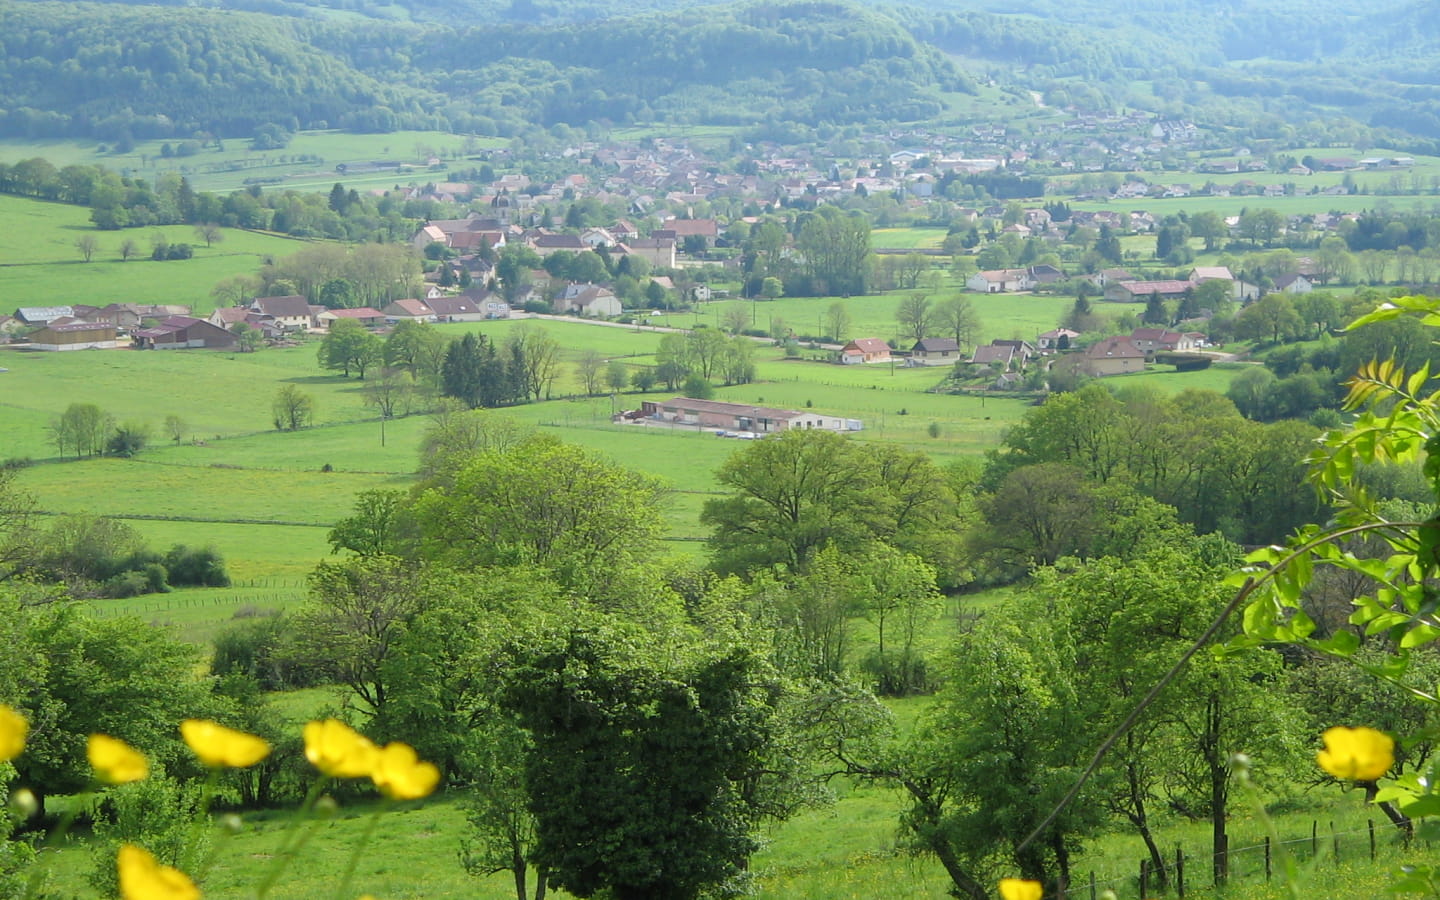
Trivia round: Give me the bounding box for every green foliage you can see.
[318,318,382,379]
[501,623,800,900]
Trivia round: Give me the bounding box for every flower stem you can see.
[332,802,388,900]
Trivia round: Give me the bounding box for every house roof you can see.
[1116,280,1192,296]
[531,234,586,249]
[1086,336,1146,359]
[386,299,435,317]
[16,306,75,323]
[210,307,251,325]
[1190,266,1234,281]
[971,345,1015,365]
[659,397,806,421]
[252,295,311,318]
[912,337,961,353]
[426,297,479,316]
[845,338,890,354]
[327,307,387,319]
[40,322,114,334]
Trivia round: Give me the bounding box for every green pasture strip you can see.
[871,227,948,249]
[0,130,504,194]
[0,343,376,459]
[15,457,399,525]
[123,519,332,581]
[146,415,427,475]
[1072,191,1432,217]
[0,196,306,310]
[87,585,308,646]
[1102,360,1255,394]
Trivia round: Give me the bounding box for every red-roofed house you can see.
[839,338,892,364]
[133,316,238,350]
[382,299,437,322]
[1082,336,1146,375]
[318,308,388,328]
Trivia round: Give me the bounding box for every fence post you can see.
[1176,845,1185,899]
[1370,819,1377,861]
[1089,871,1096,900]
[1333,821,1340,865]
[1265,836,1272,882]
[1312,820,1318,858]
[1140,859,1149,899]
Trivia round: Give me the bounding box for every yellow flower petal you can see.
[302,719,378,779]
[371,742,440,801]
[999,878,1043,900]
[118,843,200,900]
[180,719,270,769]
[89,734,149,785]
[1317,725,1394,781]
[0,703,27,762]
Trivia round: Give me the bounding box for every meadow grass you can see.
[0,195,309,311]
[0,130,505,193]
[872,227,949,249]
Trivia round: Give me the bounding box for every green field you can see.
[0,195,309,312]
[0,130,507,194]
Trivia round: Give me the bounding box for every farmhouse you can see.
[966,268,1035,293]
[640,397,860,434]
[1104,280,1193,303]
[426,297,489,322]
[621,237,677,269]
[317,308,388,328]
[555,283,621,317]
[839,338,892,364]
[26,322,118,351]
[383,299,437,322]
[1036,328,1080,352]
[132,316,238,350]
[909,337,962,364]
[249,296,314,332]
[1082,336,1147,376]
[14,306,75,326]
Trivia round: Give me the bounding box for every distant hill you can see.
[4,0,1440,147]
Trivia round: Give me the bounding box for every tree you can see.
[318,318,382,378]
[291,555,428,716]
[384,319,446,384]
[933,296,981,349]
[107,421,150,458]
[163,415,185,445]
[1142,291,1169,325]
[193,223,222,248]
[895,293,933,343]
[1235,293,1304,344]
[824,302,851,343]
[795,211,871,296]
[271,385,314,431]
[1237,208,1284,247]
[502,624,803,900]
[230,322,262,353]
[118,238,138,262]
[412,434,666,595]
[51,402,113,459]
[328,489,409,557]
[605,360,628,394]
[74,234,98,262]
[576,350,605,396]
[10,604,214,814]
[515,328,561,401]
[362,367,415,420]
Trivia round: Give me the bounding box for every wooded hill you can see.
[5,0,1440,146]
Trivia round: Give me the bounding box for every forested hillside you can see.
[5,0,1440,145]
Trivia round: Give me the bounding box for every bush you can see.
[101,570,151,598]
[164,545,231,587]
[212,614,320,691]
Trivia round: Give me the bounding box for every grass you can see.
[0,197,311,313]
[0,130,506,194]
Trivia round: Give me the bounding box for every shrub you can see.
[164,545,230,587]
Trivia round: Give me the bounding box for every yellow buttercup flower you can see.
[303,719,378,778]
[89,734,149,784]
[371,741,440,800]
[117,843,200,900]
[999,878,1043,900]
[1317,725,1394,780]
[181,719,270,769]
[0,703,27,762]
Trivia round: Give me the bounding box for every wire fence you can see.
[1046,819,1417,899]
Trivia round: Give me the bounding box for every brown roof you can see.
[845,338,891,354]
[386,299,435,317]
[252,295,311,318]
[328,307,387,319]
[426,297,479,316]
[659,397,806,421]
[1087,336,1145,359]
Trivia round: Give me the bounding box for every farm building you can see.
[317,308,388,328]
[909,337,962,365]
[249,296,315,332]
[839,338,892,364]
[639,398,861,434]
[132,316,238,350]
[26,322,118,351]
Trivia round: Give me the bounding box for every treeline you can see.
[0,0,969,141]
[0,157,426,242]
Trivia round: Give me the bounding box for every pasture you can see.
[0,195,308,311]
[0,130,505,194]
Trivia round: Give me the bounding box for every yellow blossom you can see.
[371,741,440,800]
[303,719,378,778]
[118,843,200,900]
[89,734,149,784]
[180,719,270,769]
[1317,725,1394,780]
[0,703,27,762]
[999,878,1043,900]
